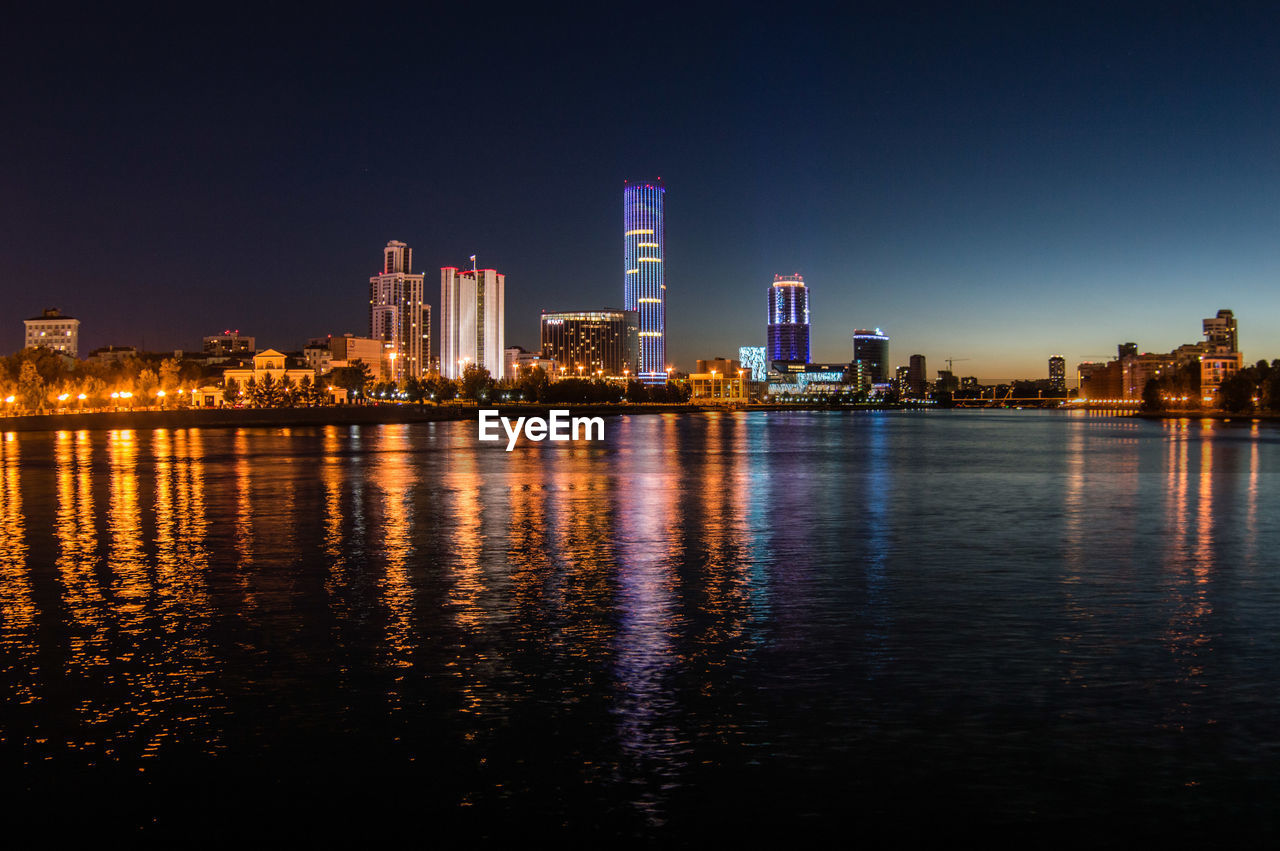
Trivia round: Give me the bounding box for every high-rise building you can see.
[1048,355,1066,391]
[624,179,666,383]
[1118,342,1138,359]
[907,354,927,397]
[24,307,79,357]
[540,309,639,377]
[852,329,889,388]
[369,240,427,383]
[767,274,810,364]
[440,263,506,380]
[1203,309,1237,353]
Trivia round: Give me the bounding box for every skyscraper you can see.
[1049,355,1066,391]
[907,354,927,397]
[852,329,890,388]
[767,274,810,364]
[623,179,666,383]
[369,240,426,383]
[440,263,505,380]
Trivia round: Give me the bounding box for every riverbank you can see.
[0,401,938,433]
[1134,410,1280,423]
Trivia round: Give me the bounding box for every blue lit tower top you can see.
[767,274,810,364]
[624,179,666,382]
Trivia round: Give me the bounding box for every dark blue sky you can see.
[4,3,1279,378]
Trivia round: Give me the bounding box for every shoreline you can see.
[0,402,932,433]
[6,403,1271,434]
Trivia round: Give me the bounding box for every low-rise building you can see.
[221,349,314,393]
[24,307,79,357]
[330,334,387,380]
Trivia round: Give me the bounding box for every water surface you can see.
[1,411,1277,840]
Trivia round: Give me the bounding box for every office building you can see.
[331,334,387,379]
[540,309,639,377]
[624,179,666,383]
[852,329,889,388]
[1049,356,1066,392]
[368,240,427,383]
[24,307,79,357]
[767,274,810,364]
[907,354,927,397]
[441,263,506,380]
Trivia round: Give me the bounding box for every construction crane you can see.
[945,357,970,373]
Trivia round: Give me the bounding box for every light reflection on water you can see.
[1,411,1279,838]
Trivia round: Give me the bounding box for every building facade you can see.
[623,179,666,383]
[739,346,767,381]
[24,308,79,357]
[440,264,505,380]
[540,310,639,378]
[852,329,889,388]
[369,240,427,383]
[767,274,810,364]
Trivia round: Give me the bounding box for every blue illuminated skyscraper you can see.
[767,274,810,364]
[624,179,666,383]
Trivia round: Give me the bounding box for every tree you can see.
[223,378,240,405]
[252,373,286,408]
[157,358,180,392]
[327,364,373,401]
[137,367,159,396]
[434,377,457,402]
[297,374,314,407]
[1141,378,1163,412]
[18,361,45,412]
[279,374,297,408]
[460,364,494,401]
[1219,370,1256,413]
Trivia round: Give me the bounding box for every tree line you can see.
[0,351,693,414]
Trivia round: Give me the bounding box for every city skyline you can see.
[6,6,1280,377]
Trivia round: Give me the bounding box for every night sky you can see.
[4,3,1280,378]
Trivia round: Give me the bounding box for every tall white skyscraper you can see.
[369,240,427,383]
[440,262,505,380]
